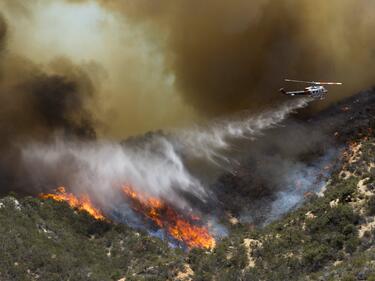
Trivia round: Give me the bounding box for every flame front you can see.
[40,187,105,220]
[122,186,216,249]
[40,186,215,249]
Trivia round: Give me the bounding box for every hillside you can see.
[1,90,375,281]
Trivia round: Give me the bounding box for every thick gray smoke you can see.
[89,0,375,116]
[254,149,336,225]
[0,17,96,143]
[1,1,375,137]
[175,98,311,163]
[22,98,313,226]
[0,14,99,194]
[212,116,339,226]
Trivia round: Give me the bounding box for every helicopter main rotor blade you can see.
[284,79,342,85]
[285,79,315,84]
[313,82,343,85]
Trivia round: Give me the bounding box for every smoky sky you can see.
[1,0,375,137]
[0,16,96,143]
[0,14,98,193]
[92,0,375,115]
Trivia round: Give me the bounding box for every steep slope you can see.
[0,196,186,280]
[1,89,374,281]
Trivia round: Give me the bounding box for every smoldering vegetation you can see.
[212,120,337,226]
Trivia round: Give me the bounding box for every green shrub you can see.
[302,243,331,271]
[367,196,375,216]
[342,274,356,281]
[368,273,375,281]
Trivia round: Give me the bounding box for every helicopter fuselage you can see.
[280,78,341,100]
[305,85,328,100]
[280,85,328,100]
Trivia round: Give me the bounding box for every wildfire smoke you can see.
[23,98,312,249]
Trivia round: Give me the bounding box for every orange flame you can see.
[40,187,105,220]
[40,186,215,249]
[122,186,216,249]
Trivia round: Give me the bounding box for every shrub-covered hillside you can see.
[1,136,374,281]
[1,91,375,281]
[0,195,186,280]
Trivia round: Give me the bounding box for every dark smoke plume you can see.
[0,16,6,50]
[0,16,97,194]
[2,1,375,136]
[92,0,375,116]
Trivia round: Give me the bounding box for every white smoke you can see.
[22,98,311,215]
[22,139,203,211]
[174,98,311,164]
[263,148,337,225]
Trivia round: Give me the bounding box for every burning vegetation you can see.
[40,187,105,221]
[122,186,216,250]
[40,186,216,250]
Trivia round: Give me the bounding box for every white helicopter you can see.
[280,79,342,100]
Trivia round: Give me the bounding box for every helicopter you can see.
[279,79,342,100]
